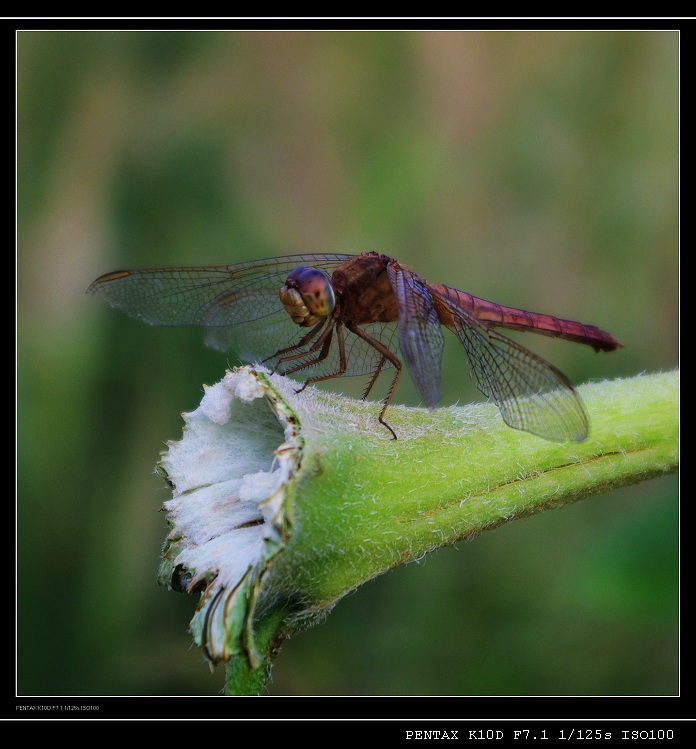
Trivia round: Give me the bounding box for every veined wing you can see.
[386,261,444,409]
[87,254,353,362]
[88,253,402,380]
[87,254,353,327]
[429,287,589,442]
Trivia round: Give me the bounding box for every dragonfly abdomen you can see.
[431,285,621,352]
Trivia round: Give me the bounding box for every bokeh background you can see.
[18,31,678,699]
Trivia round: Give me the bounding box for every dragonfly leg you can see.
[263,319,327,372]
[361,355,387,400]
[291,322,346,393]
[347,323,401,440]
[287,328,337,391]
[276,320,336,378]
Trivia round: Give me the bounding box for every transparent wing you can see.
[386,261,444,408]
[87,253,401,379]
[87,254,353,327]
[87,254,350,360]
[430,288,589,441]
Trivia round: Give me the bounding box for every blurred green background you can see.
[17,30,678,698]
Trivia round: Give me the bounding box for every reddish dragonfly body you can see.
[88,252,621,440]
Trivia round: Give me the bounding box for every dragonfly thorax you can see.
[279,266,336,327]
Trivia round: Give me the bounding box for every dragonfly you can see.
[88,252,621,441]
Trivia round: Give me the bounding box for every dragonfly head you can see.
[280,266,336,327]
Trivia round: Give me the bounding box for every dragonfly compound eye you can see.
[287,267,336,318]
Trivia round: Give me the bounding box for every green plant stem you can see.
[224,605,291,696]
[269,370,677,600]
[212,369,678,695]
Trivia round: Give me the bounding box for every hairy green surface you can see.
[267,370,678,608]
[212,369,678,694]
